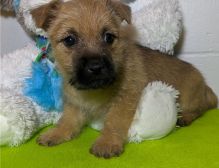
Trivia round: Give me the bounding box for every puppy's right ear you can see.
[107,0,131,24]
[31,0,61,31]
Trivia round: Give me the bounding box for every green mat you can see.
[1,109,219,168]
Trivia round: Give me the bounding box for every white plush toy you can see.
[0,44,61,146]
[0,0,182,146]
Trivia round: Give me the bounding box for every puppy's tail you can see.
[205,85,218,109]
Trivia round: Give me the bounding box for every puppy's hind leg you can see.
[177,111,202,127]
[177,85,218,127]
[37,104,86,146]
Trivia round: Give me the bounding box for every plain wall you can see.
[177,0,219,98]
[0,11,33,55]
[0,0,219,97]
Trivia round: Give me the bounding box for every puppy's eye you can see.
[63,35,77,47]
[103,33,116,44]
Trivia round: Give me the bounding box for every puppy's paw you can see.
[37,128,71,146]
[177,114,194,127]
[90,137,124,159]
[177,118,191,127]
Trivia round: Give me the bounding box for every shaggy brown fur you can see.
[31,0,218,158]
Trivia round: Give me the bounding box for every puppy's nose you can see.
[86,59,105,75]
[87,62,103,74]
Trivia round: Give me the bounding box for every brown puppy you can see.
[31,0,218,158]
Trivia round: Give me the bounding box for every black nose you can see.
[74,55,116,89]
[86,60,104,75]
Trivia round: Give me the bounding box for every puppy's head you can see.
[32,0,133,89]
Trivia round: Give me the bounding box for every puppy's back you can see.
[137,45,200,88]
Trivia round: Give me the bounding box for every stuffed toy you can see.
[0,43,62,146]
[0,0,182,146]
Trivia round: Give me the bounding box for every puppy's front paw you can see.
[90,137,124,159]
[37,128,71,146]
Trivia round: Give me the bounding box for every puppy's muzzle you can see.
[71,55,116,89]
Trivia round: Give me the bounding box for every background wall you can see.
[178,0,219,98]
[0,0,219,97]
[0,11,32,55]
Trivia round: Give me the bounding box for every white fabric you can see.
[128,82,180,142]
[130,0,182,54]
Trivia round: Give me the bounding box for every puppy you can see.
[31,0,218,158]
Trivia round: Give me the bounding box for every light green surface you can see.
[1,109,219,168]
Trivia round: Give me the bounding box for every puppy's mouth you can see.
[69,56,116,90]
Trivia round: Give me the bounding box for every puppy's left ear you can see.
[31,0,61,31]
[108,0,131,24]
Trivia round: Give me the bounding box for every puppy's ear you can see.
[31,0,61,31]
[108,0,131,24]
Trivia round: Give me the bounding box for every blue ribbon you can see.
[23,36,63,112]
[13,0,21,12]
